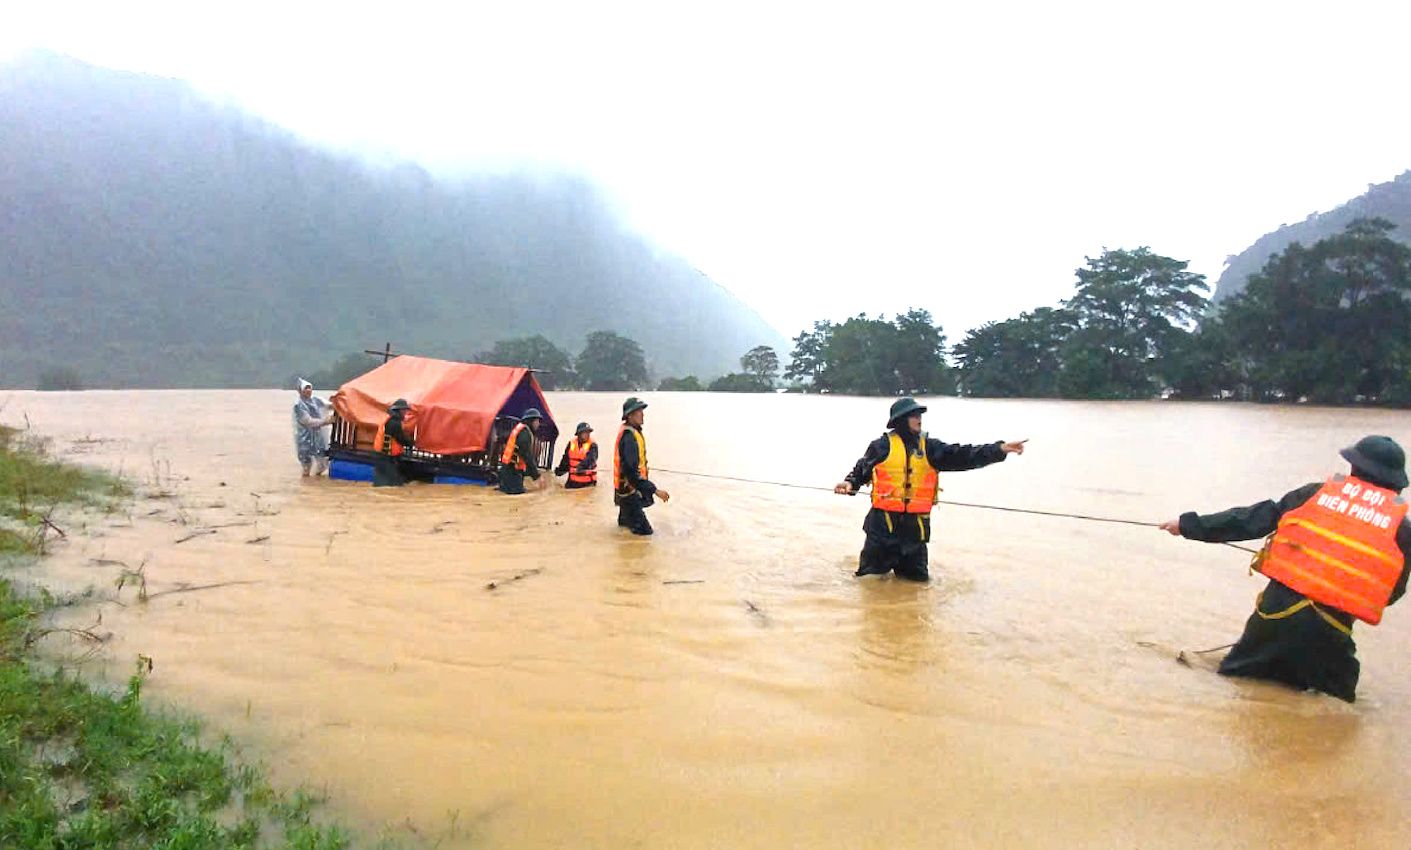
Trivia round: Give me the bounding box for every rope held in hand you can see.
[651,467,1259,555]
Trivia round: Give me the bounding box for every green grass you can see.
[0,425,374,849]
[0,426,128,558]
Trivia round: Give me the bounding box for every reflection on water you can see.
[4,390,1411,849]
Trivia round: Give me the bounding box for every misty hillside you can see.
[1214,170,1411,301]
[0,52,785,388]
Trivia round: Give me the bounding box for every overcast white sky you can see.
[4,1,1409,341]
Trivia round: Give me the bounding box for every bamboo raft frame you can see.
[326,414,556,484]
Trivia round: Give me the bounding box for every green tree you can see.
[806,311,953,396]
[819,315,900,395]
[708,373,771,392]
[575,331,649,391]
[784,321,834,386]
[739,345,780,387]
[658,375,703,391]
[890,309,955,394]
[478,335,575,389]
[953,308,1073,397]
[1160,322,1238,400]
[1058,247,1209,398]
[36,367,83,391]
[1220,218,1411,403]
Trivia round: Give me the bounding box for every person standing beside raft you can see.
[372,398,414,487]
[1159,435,1411,702]
[834,398,1026,581]
[615,397,669,536]
[292,378,334,477]
[555,422,598,489]
[498,409,546,495]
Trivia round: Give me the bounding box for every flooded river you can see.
[5,391,1411,848]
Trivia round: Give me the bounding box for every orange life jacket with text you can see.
[501,422,530,472]
[1255,474,1408,625]
[374,419,404,457]
[613,424,648,496]
[871,432,938,514]
[567,438,597,485]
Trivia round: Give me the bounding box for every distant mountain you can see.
[1214,171,1411,301]
[0,52,785,388]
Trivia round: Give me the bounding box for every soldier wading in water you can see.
[835,398,1027,581]
[1161,435,1411,702]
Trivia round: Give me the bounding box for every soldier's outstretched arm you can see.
[1161,482,1321,543]
[927,438,1008,471]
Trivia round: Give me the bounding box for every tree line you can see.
[953,218,1411,405]
[296,218,1411,405]
[304,330,651,392]
[306,335,789,395]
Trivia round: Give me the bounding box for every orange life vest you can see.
[567,438,597,485]
[871,432,938,514]
[1255,474,1408,625]
[501,422,530,472]
[613,424,648,496]
[373,419,404,457]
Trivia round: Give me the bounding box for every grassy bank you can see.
[0,425,361,848]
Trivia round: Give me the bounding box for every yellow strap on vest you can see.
[1264,553,1384,614]
[1272,534,1382,584]
[1281,516,1402,567]
[1254,592,1354,636]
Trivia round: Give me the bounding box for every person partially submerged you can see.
[372,398,414,487]
[555,422,598,489]
[835,397,1026,581]
[498,409,545,495]
[1160,435,1411,702]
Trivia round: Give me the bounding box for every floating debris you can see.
[485,568,543,591]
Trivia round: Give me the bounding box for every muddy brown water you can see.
[4,391,1411,848]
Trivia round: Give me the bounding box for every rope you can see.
[651,467,1259,554]
[1187,642,1236,655]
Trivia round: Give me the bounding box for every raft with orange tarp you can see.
[328,356,558,484]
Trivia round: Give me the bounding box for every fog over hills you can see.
[0,52,785,388]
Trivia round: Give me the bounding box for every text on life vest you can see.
[1318,481,1397,529]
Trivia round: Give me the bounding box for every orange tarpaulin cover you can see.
[331,356,554,455]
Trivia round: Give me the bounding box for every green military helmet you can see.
[887,397,927,428]
[387,398,410,412]
[574,422,593,436]
[521,408,543,422]
[622,397,648,418]
[1341,435,1408,490]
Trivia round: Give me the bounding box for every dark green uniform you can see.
[1179,483,1411,702]
[555,440,599,489]
[371,412,415,488]
[615,424,656,535]
[842,431,1007,581]
[497,424,541,495]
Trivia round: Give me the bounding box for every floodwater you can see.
[5,390,1411,848]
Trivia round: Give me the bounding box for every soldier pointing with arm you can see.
[835,397,1026,581]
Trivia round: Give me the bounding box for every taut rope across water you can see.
[653,467,1260,555]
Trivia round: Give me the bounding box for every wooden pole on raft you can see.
[363,342,401,363]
